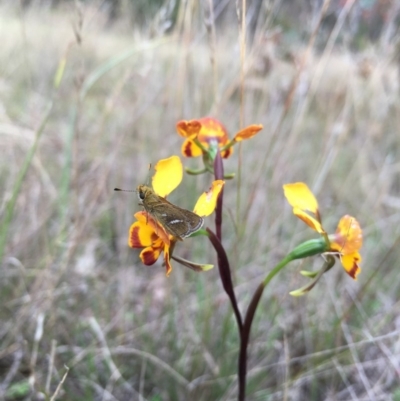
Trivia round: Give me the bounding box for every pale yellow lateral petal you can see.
[283,182,319,214]
[193,180,225,217]
[152,155,183,197]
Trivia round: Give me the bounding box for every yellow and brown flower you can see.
[176,117,262,159]
[128,155,224,275]
[129,211,174,276]
[283,182,363,279]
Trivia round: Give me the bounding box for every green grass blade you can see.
[0,101,53,263]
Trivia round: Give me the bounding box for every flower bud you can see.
[288,238,329,261]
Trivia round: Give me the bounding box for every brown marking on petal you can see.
[140,248,159,265]
[183,140,193,157]
[342,253,361,279]
[348,262,361,279]
[129,225,142,248]
[221,147,233,158]
[316,209,322,224]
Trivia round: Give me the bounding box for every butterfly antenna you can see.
[114,188,136,192]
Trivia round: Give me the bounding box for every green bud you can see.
[288,238,328,261]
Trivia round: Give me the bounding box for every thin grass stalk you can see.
[58,105,78,236]
[236,0,247,225]
[79,38,173,102]
[241,0,331,235]
[57,38,173,236]
[0,101,53,264]
[206,0,219,105]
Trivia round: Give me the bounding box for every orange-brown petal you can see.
[181,138,203,157]
[140,246,162,265]
[340,252,362,279]
[331,215,363,255]
[163,243,172,276]
[197,117,229,146]
[233,124,263,142]
[176,120,202,138]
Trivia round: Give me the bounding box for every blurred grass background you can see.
[1,0,400,400]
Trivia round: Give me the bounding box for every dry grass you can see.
[1,1,400,400]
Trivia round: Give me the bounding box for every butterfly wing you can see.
[151,199,204,240]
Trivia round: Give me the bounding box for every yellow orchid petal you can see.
[134,211,170,246]
[181,138,203,158]
[283,182,319,215]
[293,207,325,234]
[193,180,225,217]
[176,119,202,138]
[152,155,183,197]
[330,215,363,255]
[133,211,148,224]
[129,220,157,248]
[233,124,263,142]
[340,252,362,279]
